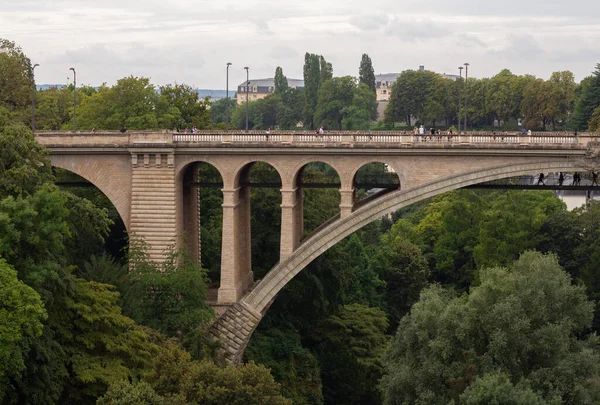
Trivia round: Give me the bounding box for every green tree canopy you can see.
[314,77,376,130]
[303,53,333,129]
[0,260,46,395]
[358,54,376,94]
[572,63,600,130]
[380,251,600,404]
[0,38,32,118]
[312,304,389,405]
[274,66,289,94]
[384,69,438,126]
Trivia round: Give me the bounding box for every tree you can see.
[589,105,600,131]
[303,53,321,129]
[358,54,376,94]
[371,238,430,328]
[380,252,600,404]
[274,66,289,95]
[257,94,285,129]
[77,76,159,130]
[572,63,600,130]
[0,38,32,118]
[384,69,438,126]
[34,87,75,130]
[314,76,356,129]
[279,87,304,129]
[0,119,52,198]
[423,75,456,126]
[319,56,333,84]
[210,97,238,128]
[303,53,333,129]
[120,239,213,345]
[314,77,376,130]
[547,71,576,127]
[97,380,166,405]
[145,341,291,405]
[246,327,324,405]
[460,373,549,405]
[312,304,388,405]
[157,83,210,129]
[473,190,564,269]
[352,82,377,121]
[0,261,46,396]
[487,69,518,124]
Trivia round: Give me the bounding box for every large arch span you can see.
[49,154,132,230]
[211,158,586,362]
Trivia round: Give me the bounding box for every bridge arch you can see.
[351,161,402,203]
[246,160,583,311]
[176,160,225,289]
[211,159,586,362]
[349,160,403,187]
[48,155,131,230]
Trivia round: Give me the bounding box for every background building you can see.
[236,78,304,104]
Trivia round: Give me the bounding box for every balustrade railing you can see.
[35,130,600,147]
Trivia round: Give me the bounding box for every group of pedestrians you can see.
[182,127,199,134]
[538,172,599,186]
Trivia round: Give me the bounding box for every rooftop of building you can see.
[237,78,304,88]
[375,73,401,83]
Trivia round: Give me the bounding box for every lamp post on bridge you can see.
[226,62,232,130]
[464,62,469,132]
[244,66,249,131]
[458,66,463,133]
[69,67,77,132]
[31,63,39,131]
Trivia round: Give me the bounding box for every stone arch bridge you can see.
[36,130,600,362]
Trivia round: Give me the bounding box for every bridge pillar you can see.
[280,187,303,260]
[129,149,177,261]
[340,188,354,218]
[182,163,201,264]
[218,187,253,303]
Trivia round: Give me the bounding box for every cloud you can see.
[455,34,488,48]
[268,46,298,59]
[349,13,388,31]
[252,18,273,35]
[486,33,544,60]
[383,17,450,41]
[3,0,600,87]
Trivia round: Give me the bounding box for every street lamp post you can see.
[464,63,469,132]
[244,66,249,131]
[69,67,76,132]
[458,66,463,133]
[226,62,232,130]
[31,64,39,131]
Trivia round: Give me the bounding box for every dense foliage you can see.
[381,252,600,404]
[0,39,290,404]
[4,36,600,405]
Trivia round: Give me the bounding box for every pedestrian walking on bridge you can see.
[537,173,545,185]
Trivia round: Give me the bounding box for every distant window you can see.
[383,90,387,94]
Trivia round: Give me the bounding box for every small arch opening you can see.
[295,162,341,236]
[352,162,401,205]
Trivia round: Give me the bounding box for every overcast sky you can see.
[3,0,600,89]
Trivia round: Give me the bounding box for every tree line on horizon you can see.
[3,37,599,133]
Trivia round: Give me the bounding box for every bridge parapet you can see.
[36,130,600,148]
